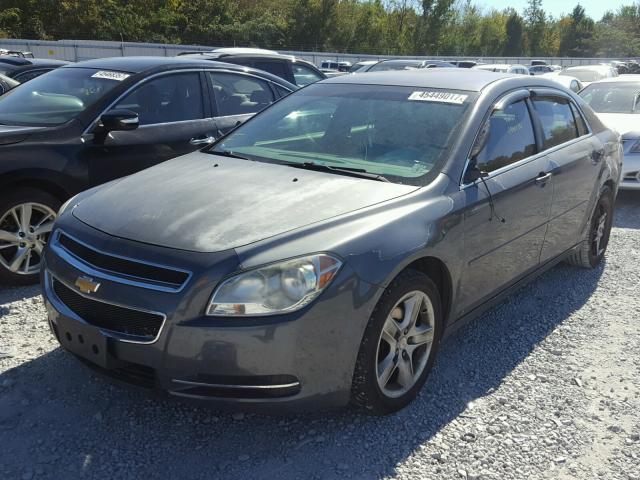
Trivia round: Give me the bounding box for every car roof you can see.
[61,56,297,90]
[181,51,297,62]
[565,65,612,72]
[321,68,529,91]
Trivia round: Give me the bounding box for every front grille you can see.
[53,279,164,340]
[58,233,189,289]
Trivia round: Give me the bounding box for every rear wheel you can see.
[566,186,614,269]
[351,269,442,415]
[0,188,60,285]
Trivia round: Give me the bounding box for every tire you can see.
[351,269,443,415]
[0,187,61,286]
[566,185,614,269]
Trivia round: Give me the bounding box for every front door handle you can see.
[189,136,216,146]
[535,172,553,184]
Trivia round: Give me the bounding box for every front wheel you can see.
[566,186,614,269]
[351,269,442,415]
[0,188,60,286]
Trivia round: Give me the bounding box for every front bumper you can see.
[42,219,382,412]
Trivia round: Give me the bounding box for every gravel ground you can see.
[1,191,639,480]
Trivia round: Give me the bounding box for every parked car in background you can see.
[0,56,295,285]
[529,65,554,75]
[447,60,477,68]
[473,64,530,75]
[560,65,618,86]
[179,51,325,87]
[0,57,70,83]
[320,60,352,73]
[365,59,455,72]
[579,77,640,189]
[0,73,18,95]
[350,60,379,72]
[41,69,619,414]
[540,72,584,93]
[530,59,548,66]
[0,49,35,58]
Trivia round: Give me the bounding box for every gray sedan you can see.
[41,70,621,414]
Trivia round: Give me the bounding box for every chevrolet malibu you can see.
[42,70,620,414]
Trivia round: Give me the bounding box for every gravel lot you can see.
[1,191,639,480]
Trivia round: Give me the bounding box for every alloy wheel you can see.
[375,290,435,398]
[0,202,56,275]
[592,203,608,257]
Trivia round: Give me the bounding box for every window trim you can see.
[529,90,592,152]
[461,88,539,188]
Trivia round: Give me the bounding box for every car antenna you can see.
[479,173,505,223]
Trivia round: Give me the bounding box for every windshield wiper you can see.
[286,162,390,182]
[208,149,250,161]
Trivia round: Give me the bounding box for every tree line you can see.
[0,0,639,57]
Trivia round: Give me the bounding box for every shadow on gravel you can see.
[615,190,640,229]
[0,284,40,305]
[0,263,603,480]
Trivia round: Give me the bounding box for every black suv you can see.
[179,50,326,87]
[0,57,70,83]
[0,56,295,285]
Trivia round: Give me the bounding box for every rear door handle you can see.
[189,136,216,146]
[535,172,553,184]
[591,149,604,163]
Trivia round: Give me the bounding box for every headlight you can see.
[207,254,342,316]
[630,139,640,153]
[58,194,80,215]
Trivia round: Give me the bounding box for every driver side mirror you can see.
[100,109,139,132]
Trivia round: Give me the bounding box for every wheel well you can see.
[404,257,453,324]
[1,179,69,202]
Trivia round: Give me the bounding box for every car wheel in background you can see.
[351,269,442,415]
[566,185,614,269]
[0,188,60,285]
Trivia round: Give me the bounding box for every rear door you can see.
[460,95,553,312]
[206,71,282,135]
[532,92,603,262]
[85,70,216,186]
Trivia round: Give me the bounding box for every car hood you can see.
[596,113,640,138]
[72,152,417,252]
[0,124,47,146]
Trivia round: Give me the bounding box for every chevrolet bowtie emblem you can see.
[75,275,100,294]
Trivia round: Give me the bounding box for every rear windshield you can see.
[0,67,126,126]
[368,61,424,72]
[210,83,475,185]
[579,82,640,114]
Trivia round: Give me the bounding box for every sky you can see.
[482,0,634,20]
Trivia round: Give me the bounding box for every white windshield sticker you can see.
[408,91,468,104]
[91,70,130,81]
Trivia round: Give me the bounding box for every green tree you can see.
[559,5,595,57]
[504,10,524,56]
[523,0,546,56]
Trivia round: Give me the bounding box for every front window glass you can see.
[113,72,203,125]
[475,100,536,173]
[209,72,275,116]
[579,83,640,114]
[211,84,475,185]
[0,67,123,126]
[13,69,50,83]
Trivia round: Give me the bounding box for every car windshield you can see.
[368,61,424,72]
[579,83,640,114]
[210,83,475,185]
[561,69,606,82]
[0,67,126,126]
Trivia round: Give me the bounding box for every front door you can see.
[85,71,216,186]
[460,98,553,313]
